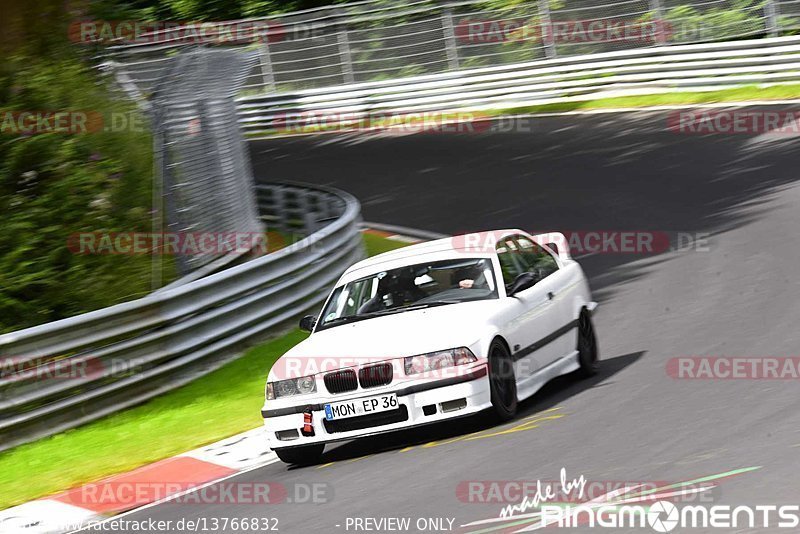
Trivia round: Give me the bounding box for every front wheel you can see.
[488,340,517,421]
[274,444,325,466]
[577,310,599,377]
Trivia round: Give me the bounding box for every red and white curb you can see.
[362,227,423,243]
[0,428,277,534]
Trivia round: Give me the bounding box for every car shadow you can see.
[291,351,645,467]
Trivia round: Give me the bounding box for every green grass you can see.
[362,232,409,256]
[0,233,409,510]
[0,332,305,509]
[492,84,800,115]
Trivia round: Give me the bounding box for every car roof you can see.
[341,229,526,282]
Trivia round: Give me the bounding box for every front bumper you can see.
[262,365,490,450]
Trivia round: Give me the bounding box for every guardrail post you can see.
[259,42,277,93]
[650,0,668,45]
[765,0,780,37]
[303,211,320,235]
[538,0,556,59]
[442,8,460,70]
[152,118,164,290]
[297,189,312,235]
[274,186,288,233]
[337,24,356,84]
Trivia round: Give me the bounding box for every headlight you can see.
[297,375,316,394]
[404,347,477,375]
[265,375,317,399]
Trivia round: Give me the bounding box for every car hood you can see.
[270,300,502,379]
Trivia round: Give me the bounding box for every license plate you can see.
[324,393,398,420]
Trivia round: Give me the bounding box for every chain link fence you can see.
[105,0,793,96]
[151,49,264,277]
[107,48,270,282]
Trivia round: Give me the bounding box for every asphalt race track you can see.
[99,109,800,532]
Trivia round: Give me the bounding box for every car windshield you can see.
[316,258,498,331]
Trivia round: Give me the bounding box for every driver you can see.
[386,269,426,304]
[357,269,424,314]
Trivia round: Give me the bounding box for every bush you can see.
[0,5,168,333]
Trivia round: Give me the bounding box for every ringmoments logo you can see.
[648,501,679,532]
[539,501,800,531]
[460,466,763,532]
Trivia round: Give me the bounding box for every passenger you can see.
[455,263,488,289]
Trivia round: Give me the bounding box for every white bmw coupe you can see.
[262,230,598,465]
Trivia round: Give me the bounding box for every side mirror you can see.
[299,315,317,333]
[508,272,538,297]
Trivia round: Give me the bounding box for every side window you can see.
[515,236,559,278]
[496,238,526,287]
[326,278,375,321]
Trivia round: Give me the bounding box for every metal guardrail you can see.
[234,35,800,134]
[0,183,364,452]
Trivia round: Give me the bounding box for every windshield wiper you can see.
[359,299,464,317]
[320,300,461,329]
[399,299,463,310]
[320,315,366,327]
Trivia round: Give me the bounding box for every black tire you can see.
[577,310,599,377]
[488,339,517,421]
[274,444,325,466]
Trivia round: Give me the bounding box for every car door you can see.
[494,236,561,383]
[514,234,576,362]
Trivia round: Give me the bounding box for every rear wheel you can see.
[488,339,517,421]
[274,444,325,466]
[577,310,599,377]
